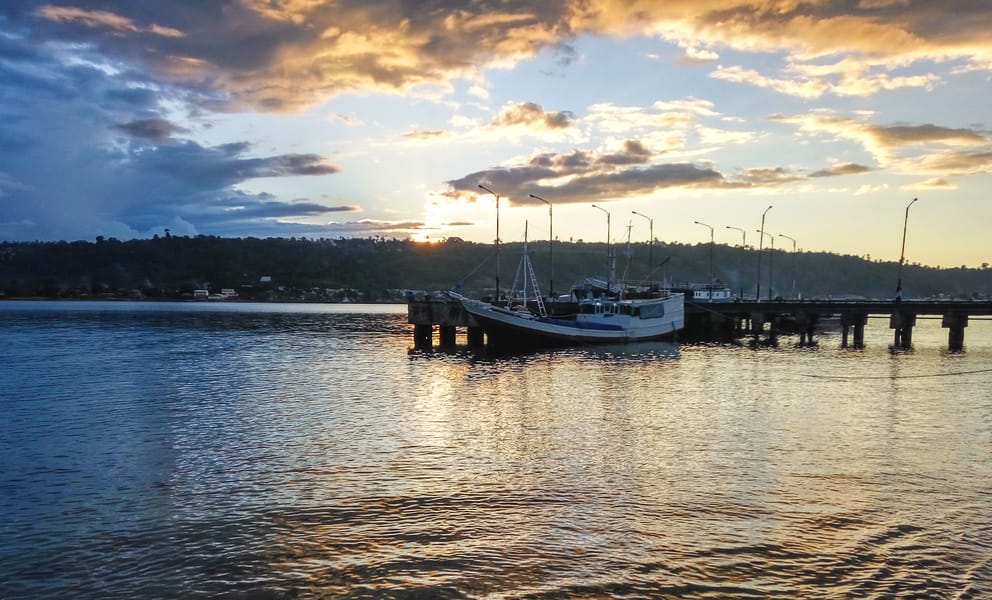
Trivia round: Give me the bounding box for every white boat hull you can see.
[453,293,684,349]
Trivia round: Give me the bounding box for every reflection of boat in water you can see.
[452,227,684,350]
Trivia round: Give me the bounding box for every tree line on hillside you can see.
[0,236,988,302]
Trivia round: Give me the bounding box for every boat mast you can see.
[522,221,528,306]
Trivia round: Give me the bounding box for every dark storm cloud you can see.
[113,141,338,190]
[0,9,343,241]
[0,94,342,240]
[209,198,352,220]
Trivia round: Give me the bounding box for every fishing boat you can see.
[451,225,684,349]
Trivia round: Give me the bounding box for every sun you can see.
[410,232,440,244]
[412,190,480,244]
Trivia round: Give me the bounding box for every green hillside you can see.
[0,236,988,302]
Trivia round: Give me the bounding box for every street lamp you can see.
[756,229,774,300]
[778,233,797,299]
[632,210,654,289]
[726,226,746,299]
[756,205,772,301]
[591,204,612,293]
[530,194,553,298]
[895,197,918,301]
[694,220,714,300]
[478,184,500,299]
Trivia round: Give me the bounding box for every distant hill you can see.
[0,236,988,302]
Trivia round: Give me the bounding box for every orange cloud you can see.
[773,111,992,177]
[36,5,183,37]
[30,1,992,110]
[490,102,575,130]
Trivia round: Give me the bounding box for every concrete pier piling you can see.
[840,312,868,348]
[942,312,968,352]
[890,312,916,350]
[408,295,483,351]
[413,323,433,349]
[795,311,819,346]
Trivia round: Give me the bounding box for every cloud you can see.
[868,124,987,148]
[678,45,719,64]
[0,74,343,241]
[595,140,653,166]
[13,1,987,111]
[396,101,580,147]
[402,129,451,141]
[914,150,992,176]
[855,183,890,195]
[739,167,804,186]
[443,145,736,207]
[772,111,992,175]
[114,118,188,142]
[711,65,830,99]
[809,162,873,177]
[4,1,992,247]
[905,177,956,190]
[490,102,575,130]
[35,5,183,38]
[323,219,428,236]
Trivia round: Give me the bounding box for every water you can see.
[1,300,990,599]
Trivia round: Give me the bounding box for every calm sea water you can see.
[1,300,990,599]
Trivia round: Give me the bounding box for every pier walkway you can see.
[408,296,992,352]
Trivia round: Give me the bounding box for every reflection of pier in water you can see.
[408,297,992,352]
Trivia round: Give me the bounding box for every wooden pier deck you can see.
[408,296,992,352]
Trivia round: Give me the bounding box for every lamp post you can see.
[592,204,612,293]
[756,230,774,300]
[756,205,772,301]
[478,184,500,299]
[726,226,746,299]
[694,220,714,300]
[778,233,797,299]
[529,194,553,298]
[632,210,654,289]
[895,197,918,302]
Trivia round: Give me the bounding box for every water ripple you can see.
[2,303,991,598]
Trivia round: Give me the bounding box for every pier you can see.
[408,296,992,352]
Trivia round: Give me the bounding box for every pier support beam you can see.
[796,311,819,347]
[767,314,779,346]
[748,312,779,346]
[841,312,868,348]
[467,326,485,348]
[413,324,433,349]
[942,312,968,352]
[750,312,765,336]
[735,314,749,337]
[889,312,916,350]
[439,325,456,348]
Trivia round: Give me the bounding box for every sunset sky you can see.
[1,1,990,267]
